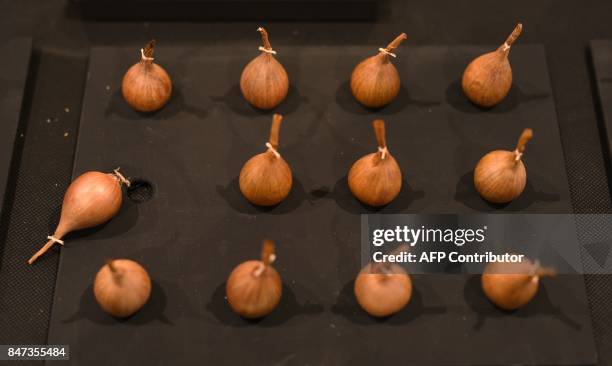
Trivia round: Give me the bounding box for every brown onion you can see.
[94,259,152,318]
[462,23,522,108]
[226,240,282,318]
[354,259,412,317]
[350,33,407,108]
[482,258,555,311]
[240,27,289,110]
[122,40,172,112]
[348,119,402,206]
[28,169,130,264]
[239,114,292,206]
[474,128,532,204]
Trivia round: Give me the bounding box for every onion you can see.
[348,119,402,206]
[481,258,555,311]
[27,169,130,264]
[350,33,407,108]
[239,114,292,206]
[474,128,532,204]
[240,27,289,110]
[94,259,152,318]
[122,40,172,113]
[354,261,412,317]
[462,23,522,108]
[226,240,282,318]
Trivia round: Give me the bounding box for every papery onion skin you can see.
[354,262,412,317]
[462,23,522,108]
[122,40,172,113]
[226,240,282,318]
[27,170,127,264]
[349,153,402,206]
[474,151,526,203]
[60,172,123,231]
[474,128,532,204]
[226,260,282,318]
[348,119,402,206]
[240,27,289,110]
[350,33,407,109]
[239,156,292,206]
[462,53,512,108]
[239,114,292,206]
[94,259,152,318]
[481,258,554,311]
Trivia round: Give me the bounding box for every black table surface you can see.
[44,44,594,365]
[0,1,612,365]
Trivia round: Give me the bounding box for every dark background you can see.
[0,0,611,365]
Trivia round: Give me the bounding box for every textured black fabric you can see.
[0,48,87,366]
[0,1,611,365]
[586,40,612,366]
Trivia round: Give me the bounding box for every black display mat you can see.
[590,40,612,171]
[46,45,595,365]
[0,38,31,218]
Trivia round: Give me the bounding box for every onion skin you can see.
[474,151,526,203]
[122,40,172,113]
[240,155,292,206]
[462,23,522,108]
[350,33,407,109]
[239,114,292,206]
[481,258,555,311]
[94,259,152,318]
[349,153,402,206]
[226,240,282,318]
[354,262,412,317]
[59,172,123,230]
[240,27,289,110]
[28,170,128,264]
[474,128,532,204]
[348,119,402,206]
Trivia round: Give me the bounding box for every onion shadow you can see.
[445,79,549,114]
[323,175,425,214]
[331,280,446,325]
[210,84,303,117]
[206,282,323,327]
[105,86,208,121]
[454,171,560,211]
[309,186,332,201]
[462,275,581,331]
[335,81,439,115]
[62,281,172,326]
[216,176,308,215]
